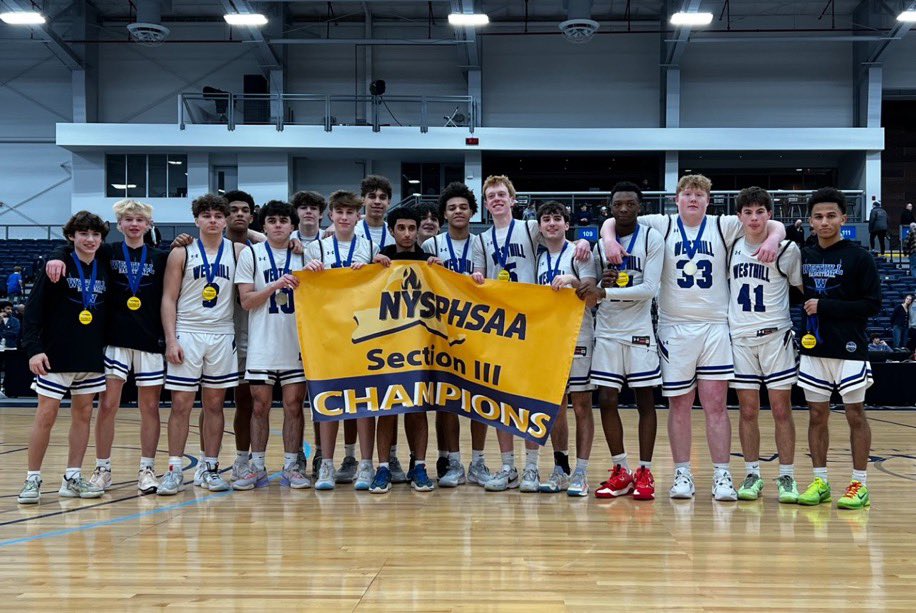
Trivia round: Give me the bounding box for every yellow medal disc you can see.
[801,334,817,349]
[78,309,93,325]
[498,270,511,282]
[127,296,142,311]
[616,272,630,287]
[202,284,218,301]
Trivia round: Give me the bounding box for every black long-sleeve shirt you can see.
[50,242,167,354]
[22,250,110,372]
[800,239,881,361]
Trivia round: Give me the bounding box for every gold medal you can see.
[127,296,142,311]
[202,284,218,301]
[276,292,289,307]
[498,270,511,282]
[616,272,630,288]
[78,309,93,325]
[801,334,817,349]
[683,261,698,276]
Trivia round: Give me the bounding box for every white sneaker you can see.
[17,475,41,504]
[712,470,738,501]
[89,466,112,491]
[137,466,159,494]
[193,462,207,487]
[539,465,570,493]
[669,468,696,499]
[59,475,104,499]
[484,466,519,492]
[354,460,374,491]
[231,459,249,482]
[315,463,336,490]
[157,468,184,496]
[567,470,589,497]
[202,469,230,492]
[467,459,492,486]
[438,459,467,488]
[520,465,540,493]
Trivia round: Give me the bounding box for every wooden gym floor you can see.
[0,406,914,611]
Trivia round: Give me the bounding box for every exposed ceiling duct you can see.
[127,0,171,46]
[559,0,598,43]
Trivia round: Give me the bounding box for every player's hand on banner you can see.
[550,274,579,291]
[599,268,619,288]
[602,238,625,265]
[166,341,184,365]
[374,254,392,267]
[305,260,324,272]
[352,262,366,270]
[288,238,304,255]
[171,233,193,248]
[573,239,591,261]
[427,256,444,266]
[45,260,66,283]
[28,353,50,376]
[576,282,604,307]
[803,298,819,315]
[471,272,485,284]
[275,274,299,291]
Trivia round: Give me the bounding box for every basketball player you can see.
[306,190,383,491]
[796,188,881,509]
[234,200,310,490]
[421,182,490,487]
[583,182,664,500]
[158,194,244,495]
[43,200,168,494]
[533,201,597,497]
[600,175,785,501]
[728,187,803,503]
[18,211,110,503]
[470,175,590,492]
[414,201,442,248]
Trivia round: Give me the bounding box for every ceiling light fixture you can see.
[0,11,46,25]
[897,10,916,22]
[224,13,268,26]
[670,11,714,26]
[448,13,489,26]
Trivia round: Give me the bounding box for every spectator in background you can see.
[905,222,916,279]
[143,222,162,248]
[574,203,595,227]
[786,219,805,248]
[891,295,912,348]
[0,301,20,349]
[6,266,23,303]
[901,203,914,228]
[598,205,610,227]
[13,304,24,321]
[868,197,888,255]
[868,334,892,352]
[249,205,263,231]
[522,203,537,221]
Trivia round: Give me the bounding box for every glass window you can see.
[126,154,146,198]
[148,155,167,198]
[167,155,188,197]
[106,154,126,197]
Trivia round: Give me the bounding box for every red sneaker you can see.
[632,466,655,501]
[594,465,634,498]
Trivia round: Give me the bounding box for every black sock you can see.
[554,451,571,475]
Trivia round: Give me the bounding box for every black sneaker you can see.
[436,456,449,480]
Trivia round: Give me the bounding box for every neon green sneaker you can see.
[776,475,799,504]
[836,480,870,510]
[737,474,764,500]
[797,477,831,506]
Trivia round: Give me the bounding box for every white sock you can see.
[236,450,249,464]
[575,458,589,473]
[96,457,111,470]
[415,459,426,466]
[379,461,389,469]
[345,444,356,458]
[438,450,448,459]
[675,461,691,473]
[448,451,460,463]
[168,456,183,471]
[778,464,794,477]
[251,452,266,470]
[65,467,81,480]
[813,466,828,482]
[639,460,653,469]
[140,457,155,470]
[358,458,373,468]
[713,462,730,474]
[611,452,628,470]
[204,456,219,471]
[472,450,485,463]
[525,449,539,468]
[745,461,760,476]
[283,453,298,470]
[851,469,867,485]
[321,458,334,468]
[27,470,41,480]
[501,451,514,470]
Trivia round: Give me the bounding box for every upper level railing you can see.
[179,92,477,133]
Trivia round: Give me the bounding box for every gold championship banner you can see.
[294,262,585,445]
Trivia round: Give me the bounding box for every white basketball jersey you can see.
[292,229,321,245]
[639,214,743,326]
[422,232,475,275]
[235,243,307,370]
[177,238,236,334]
[355,220,393,251]
[472,219,540,283]
[593,226,663,345]
[535,240,595,342]
[728,238,802,342]
[306,235,378,267]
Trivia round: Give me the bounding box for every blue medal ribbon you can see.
[71,251,98,311]
[491,219,515,272]
[265,244,292,279]
[807,315,821,343]
[446,233,470,273]
[676,215,707,261]
[198,238,225,286]
[364,220,386,249]
[333,236,358,268]
[543,242,569,283]
[617,225,640,271]
[121,242,147,297]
